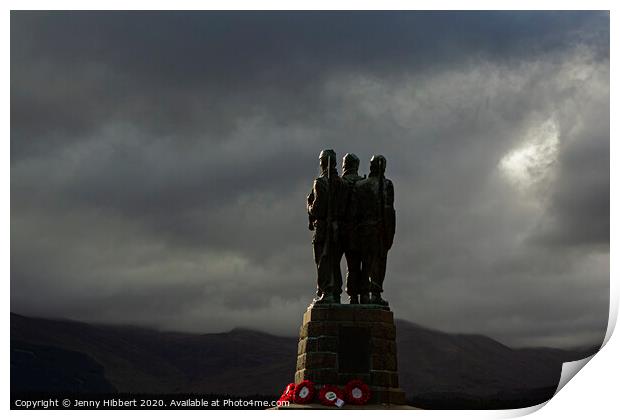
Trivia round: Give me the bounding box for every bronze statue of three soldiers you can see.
[307,149,396,307]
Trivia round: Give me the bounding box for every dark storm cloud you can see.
[533,128,610,247]
[11,11,607,155]
[11,11,609,347]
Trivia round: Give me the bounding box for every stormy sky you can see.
[11,11,609,348]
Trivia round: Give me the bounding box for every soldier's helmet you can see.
[319,149,337,169]
[370,155,387,175]
[342,153,360,172]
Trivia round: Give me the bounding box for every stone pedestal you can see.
[295,304,406,405]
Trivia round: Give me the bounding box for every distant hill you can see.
[394,320,598,408]
[11,313,294,396]
[10,313,598,408]
[11,340,116,394]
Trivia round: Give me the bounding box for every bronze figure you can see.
[338,153,367,304]
[350,155,395,306]
[307,149,345,304]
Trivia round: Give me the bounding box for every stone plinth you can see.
[295,304,406,405]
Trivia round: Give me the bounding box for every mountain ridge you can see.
[11,312,598,408]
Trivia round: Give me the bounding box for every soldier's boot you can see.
[359,293,371,304]
[370,293,389,307]
[349,295,359,304]
[314,294,340,305]
[311,288,324,305]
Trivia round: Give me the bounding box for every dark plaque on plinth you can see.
[295,304,406,405]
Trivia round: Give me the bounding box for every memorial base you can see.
[294,304,407,405]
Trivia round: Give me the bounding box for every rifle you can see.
[320,155,334,288]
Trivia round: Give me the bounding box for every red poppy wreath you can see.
[293,380,316,404]
[343,379,371,405]
[318,385,345,407]
[278,383,296,403]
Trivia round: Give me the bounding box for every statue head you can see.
[369,155,387,176]
[319,149,337,172]
[342,153,360,174]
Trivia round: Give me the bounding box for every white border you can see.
[4,3,616,420]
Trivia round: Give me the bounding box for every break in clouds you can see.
[11,12,609,348]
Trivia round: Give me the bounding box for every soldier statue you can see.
[339,153,368,304]
[351,155,395,306]
[307,149,345,305]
